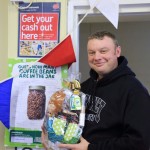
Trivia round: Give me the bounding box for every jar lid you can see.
[29,86,45,90]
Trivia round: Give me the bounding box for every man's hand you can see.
[41,126,49,150]
[58,137,89,150]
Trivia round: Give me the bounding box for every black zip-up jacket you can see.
[81,56,150,150]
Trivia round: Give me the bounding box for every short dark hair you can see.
[88,31,119,47]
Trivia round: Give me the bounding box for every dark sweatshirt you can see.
[81,56,150,150]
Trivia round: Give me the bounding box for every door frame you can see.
[68,0,150,72]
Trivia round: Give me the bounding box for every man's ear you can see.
[116,46,121,57]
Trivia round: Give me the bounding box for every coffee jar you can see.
[27,86,46,120]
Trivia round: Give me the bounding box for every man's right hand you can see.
[41,126,49,150]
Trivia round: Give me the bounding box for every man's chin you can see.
[94,67,105,72]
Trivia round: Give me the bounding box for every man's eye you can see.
[88,51,95,55]
[101,50,106,53]
[100,50,107,54]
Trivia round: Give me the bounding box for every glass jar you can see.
[27,86,46,120]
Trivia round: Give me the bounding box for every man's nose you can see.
[94,52,101,60]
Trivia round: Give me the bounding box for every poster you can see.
[18,2,60,57]
[5,58,68,148]
[15,148,44,150]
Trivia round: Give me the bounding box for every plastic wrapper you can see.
[43,78,86,150]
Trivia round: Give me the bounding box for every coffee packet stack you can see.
[43,79,86,150]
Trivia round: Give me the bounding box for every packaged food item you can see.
[43,78,86,150]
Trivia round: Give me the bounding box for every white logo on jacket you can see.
[85,94,106,123]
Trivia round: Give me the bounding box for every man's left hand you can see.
[58,137,89,150]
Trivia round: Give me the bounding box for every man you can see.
[43,31,150,150]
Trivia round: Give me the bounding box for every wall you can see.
[0,0,8,80]
[0,0,8,150]
[79,21,150,92]
[0,0,68,150]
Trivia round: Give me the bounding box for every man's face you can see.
[87,36,121,78]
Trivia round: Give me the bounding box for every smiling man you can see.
[42,31,150,150]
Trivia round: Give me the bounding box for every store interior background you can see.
[0,1,150,150]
